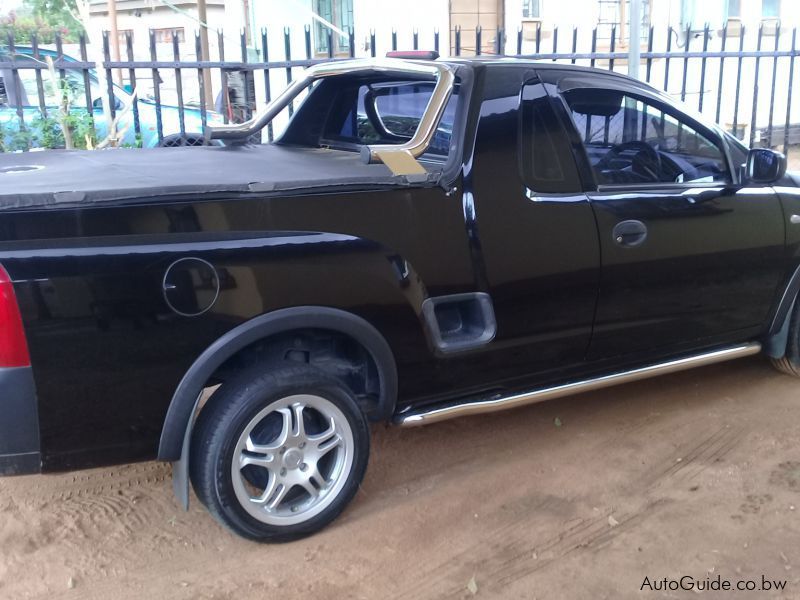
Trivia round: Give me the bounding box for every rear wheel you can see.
[190,364,370,542]
[771,299,800,376]
[158,134,209,147]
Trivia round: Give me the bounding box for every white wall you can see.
[243,0,449,60]
[353,0,449,56]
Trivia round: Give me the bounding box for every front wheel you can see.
[190,364,370,542]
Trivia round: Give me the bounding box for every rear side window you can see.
[325,80,457,156]
[519,82,581,193]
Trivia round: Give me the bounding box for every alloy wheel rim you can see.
[231,394,354,526]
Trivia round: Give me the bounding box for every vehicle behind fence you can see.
[0,21,798,153]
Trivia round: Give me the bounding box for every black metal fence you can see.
[0,22,798,152]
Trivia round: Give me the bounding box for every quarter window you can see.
[563,88,730,185]
[519,82,581,193]
[323,80,457,157]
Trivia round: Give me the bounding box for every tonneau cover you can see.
[0,144,437,210]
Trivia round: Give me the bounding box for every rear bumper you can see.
[0,366,41,475]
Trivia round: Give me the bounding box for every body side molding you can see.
[395,343,761,427]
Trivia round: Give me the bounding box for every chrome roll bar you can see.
[205,59,455,167]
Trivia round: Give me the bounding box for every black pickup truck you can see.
[1,56,799,541]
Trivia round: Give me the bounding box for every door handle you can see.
[612,220,648,247]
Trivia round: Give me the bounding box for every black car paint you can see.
[0,60,797,474]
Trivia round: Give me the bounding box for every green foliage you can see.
[9,126,33,152]
[0,71,97,153]
[65,111,96,149]
[3,110,96,151]
[0,118,35,152]
[121,133,143,149]
[0,0,82,45]
[31,113,62,148]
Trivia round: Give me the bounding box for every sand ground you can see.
[1,355,799,599]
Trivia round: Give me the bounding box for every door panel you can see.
[468,74,599,381]
[588,185,785,357]
[557,82,787,358]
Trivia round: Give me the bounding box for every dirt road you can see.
[1,356,799,599]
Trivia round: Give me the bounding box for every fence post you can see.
[750,24,765,146]
[149,29,163,142]
[219,29,231,124]
[6,33,27,142]
[174,30,186,139]
[715,24,728,124]
[570,27,577,64]
[732,25,746,139]
[766,24,781,148]
[784,28,797,155]
[124,32,140,141]
[102,31,117,123]
[628,0,641,78]
[284,27,294,117]
[552,25,558,61]
[698,23,710,112]
[196,31,208,134]
[30,34,47,119]
[609,25,616,71]
[260,27,273,142]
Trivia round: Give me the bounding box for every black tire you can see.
[190,363,370,542]
[771,299,800,376]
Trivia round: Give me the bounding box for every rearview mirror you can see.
[746,148,786,184]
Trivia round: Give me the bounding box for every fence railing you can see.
[0,22,798,152]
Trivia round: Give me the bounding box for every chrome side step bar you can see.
[395,342,761,427]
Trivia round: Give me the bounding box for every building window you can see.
[314,0,353,57]
[152,28,185,44]
[597,0,650,42]
[727,0,741,18]
[522,0,541,19]
[118,29,134,45]
[762,0,780,18]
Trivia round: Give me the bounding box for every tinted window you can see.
[520,82,581,193]
[324,81,456,156]
[564,88,730,185]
